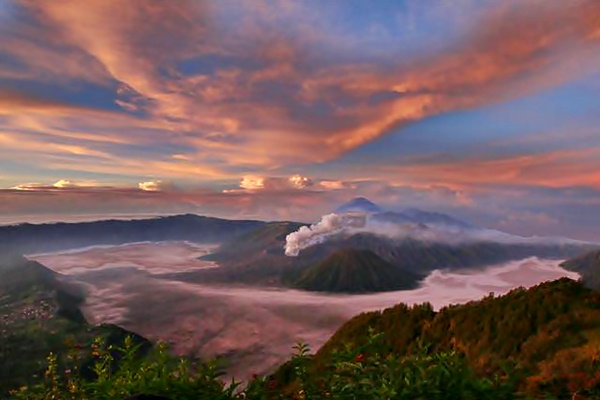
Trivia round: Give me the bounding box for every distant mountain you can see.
[386,208,474,229]
[335,197,382,214]
[334,197,472,230]
[177,221,595,292]
[0,214,265,254]
[323,233,594,273]
[561,250,600,290]
[178,221,315,285]
[0,253,150,395]
[294,249,421,293]
[203,221,304,262]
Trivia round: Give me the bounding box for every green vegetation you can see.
[0,254,149,397]
[3,252,599,399]
[11,333,522,399]
[315,278,600,398]
[294,249,420,293]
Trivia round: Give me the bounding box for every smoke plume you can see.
[284,213,367,256]
[284,211,591,257]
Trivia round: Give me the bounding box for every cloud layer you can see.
[0,1,599,241]
[1,1,599,172]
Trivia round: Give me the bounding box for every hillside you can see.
[4,257,600,398]
[311,278,600,395]
[561,250,600,290]
[0,254,149,396]
[183,222,594,292]
[175,221,320,285]
[0,253,58,299]
[294,249,421,293]
[325,233,594,274]
[0,214,264,255]
[203,221,305,262]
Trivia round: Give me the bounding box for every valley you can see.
[28,240,582,380]
[3,3,600,396]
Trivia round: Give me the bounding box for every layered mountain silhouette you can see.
[0,214,264,254]
[187,220,594,292]
[336,197,473,230]
[1,199,597,294]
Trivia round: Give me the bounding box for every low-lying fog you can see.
[29,242,580,380]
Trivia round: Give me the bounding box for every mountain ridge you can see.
[0,214,265,255]
[0,253,151,395]
[294,248,421,293]
[180,221,595,292]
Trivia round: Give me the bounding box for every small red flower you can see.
[355,353,365,363]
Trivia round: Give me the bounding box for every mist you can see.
[28,241,580,380]
[284,212,589,256]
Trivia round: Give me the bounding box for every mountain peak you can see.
[335,197,382,214]
[294,248,419,293]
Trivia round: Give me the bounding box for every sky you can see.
[0,0,599,241]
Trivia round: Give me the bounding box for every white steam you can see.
[284,212,591,257]
[284,213,366,256]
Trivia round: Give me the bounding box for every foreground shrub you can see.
[10,332,598,399]
[11,336,238,400]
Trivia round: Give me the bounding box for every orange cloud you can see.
[138,180,177,192]
[376,148,600,190]
[232,175,314,192]
[11,180,109,191]
[0,0,598,175]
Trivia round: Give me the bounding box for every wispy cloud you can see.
[1,1,599,240]
[1,0,598,174]
[373,148,600,190]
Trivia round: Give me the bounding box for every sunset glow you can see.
[1,0,599,240]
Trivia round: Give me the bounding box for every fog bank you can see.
[30,242,580,380]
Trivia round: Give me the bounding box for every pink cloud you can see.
[138,180,176,192]
[0,0,596,175]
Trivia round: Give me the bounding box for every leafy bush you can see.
[8,278,600,399]
[9,332,536,400]
[11,336,238,400]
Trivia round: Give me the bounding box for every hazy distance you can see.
[30,241,580,380]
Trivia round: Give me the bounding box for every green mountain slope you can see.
[0,253,149,396]
[294,249,421,293]
[313,278,600,394]
[561,250,600,290]
[0,253,57,297]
